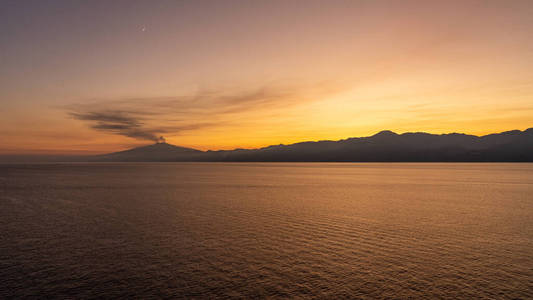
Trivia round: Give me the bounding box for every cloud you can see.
[67,85,336,142]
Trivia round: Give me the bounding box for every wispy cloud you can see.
[67,85,329,142]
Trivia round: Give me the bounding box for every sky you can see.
[1,0,532,154]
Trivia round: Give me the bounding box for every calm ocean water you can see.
[1,163,532,299]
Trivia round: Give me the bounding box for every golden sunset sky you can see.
[1,0,532,154]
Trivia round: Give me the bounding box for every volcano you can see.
[94,142,202,161]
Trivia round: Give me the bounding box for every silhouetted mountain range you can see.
[93,128,533,162]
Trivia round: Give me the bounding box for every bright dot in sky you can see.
[141,26,146,32]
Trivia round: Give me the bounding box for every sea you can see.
[1,163,532,299]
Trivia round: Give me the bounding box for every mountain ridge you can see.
[93,128,533,162]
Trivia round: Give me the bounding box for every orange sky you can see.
[1,0,532,154]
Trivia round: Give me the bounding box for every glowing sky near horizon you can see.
[1,0,532,154]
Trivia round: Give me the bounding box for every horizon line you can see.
[1,126,531,157]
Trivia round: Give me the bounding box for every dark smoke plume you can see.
[70,111,163,142]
